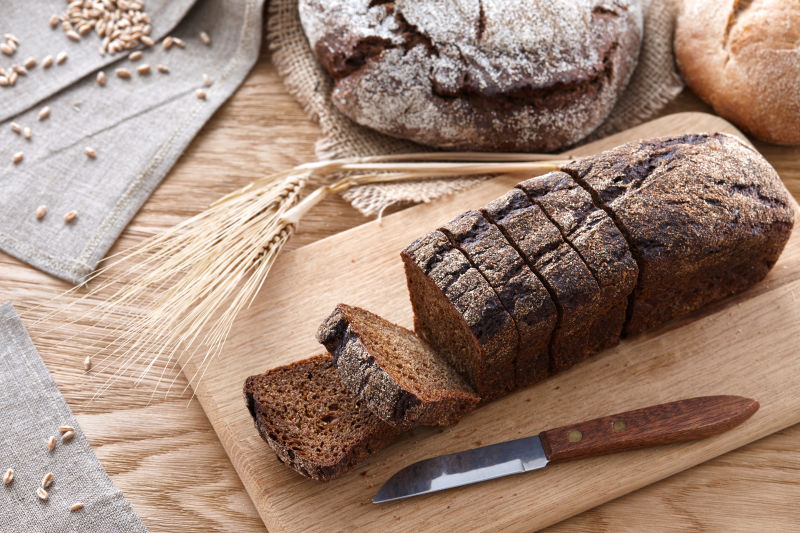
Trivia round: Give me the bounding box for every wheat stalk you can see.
[42,153,570,395]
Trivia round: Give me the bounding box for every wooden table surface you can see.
[5,42,800,532]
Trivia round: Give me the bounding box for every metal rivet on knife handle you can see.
[613,420,627,432]
[567,430,582,442]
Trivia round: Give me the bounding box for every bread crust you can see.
[299,0,643,151]
[675,0,800,145]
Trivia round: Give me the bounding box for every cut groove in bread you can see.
[563,132,795,335]
[401,231,517,399]
[517,171,638,354]
[440,211,555,387]
[483,189,601,373]
[244,354,400,481]
[317,304,480,429]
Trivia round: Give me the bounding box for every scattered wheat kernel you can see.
[5,34,17,43]
[195,89,206,100]
[136,64,150,75]
[41,472,54,489]
[202,74,212,87]
[12,152,23,164]
[116,68,131,79]
[36,205,47,220]
[10,122,21,134]
[199,31,211,45]
[97,71,106,86]
[23,127,31,140]
[66,30,80,42]
[63,211,77,224]
[24,57,36,69]
[56,51,67,64]
[173,37,185,48]
[62,430,75,442]
[12,64,26,76]
[42,55,53,68]
[47,436,56,451]
[162,36,173,50]
[3,469,13,485]
[0,77,8,87]
[85,147,96,159]
[156,64,169,73]
[84,356,92,371]
[129,50,142,61]
[58,425,74,433]
[70,502,84,512]
[141,36,154,47]
[37,487,49,501]
[38,106,50,121]
[49,14,60,28]
[0,44,12,56]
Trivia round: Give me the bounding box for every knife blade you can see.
[374,395,759,503]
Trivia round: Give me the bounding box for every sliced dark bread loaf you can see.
[518,171,638,352]
[401,230,518,399]
[483,189,601,373]
[317,304,480,430]
[563,132,795,334]
[244,353,400,481]
[440,211,556,387]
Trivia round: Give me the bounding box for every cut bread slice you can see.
[244,353,400,481]
[317,304,480,429]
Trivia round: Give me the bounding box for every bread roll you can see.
[300,0,643,152]
[675,0,800,145]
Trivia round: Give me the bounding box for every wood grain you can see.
[0,41,797,532]
[180,111,800,532]
[540,396,760,463]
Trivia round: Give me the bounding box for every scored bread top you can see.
[317,304,480,430]
[244,353,399,481]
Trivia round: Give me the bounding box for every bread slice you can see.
[440,211,556,387]
[401,230,517,399]
[563,133,795,334]
[244,353,400,481]
[317,304,480,430]
[483,189,601,373]
[518,171,638,353]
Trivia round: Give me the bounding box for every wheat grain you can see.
[129,51,142,61]
[137,64,150,75]
[162,36,173,50]
[64,211,78,224]
[38,106,51,121]
[157,64,169,73]
[0,44,13,56]
[12,64,26,76]
[195,89,206,100]
[23,127,31,140]
[36,206,47,220]
[199,31,211,45]
[59,425,74,433]
[62,430,75,442]
[56,51,67,64]
[12,152,23,164]
[202,74,212,87]
[37,487,49,501]
[41,473,54,489]
[85,147,97,159]
[7,71,17,85]
[84,355,92,371]
[70,502,84,512]
[10,122,21,134]
[24,57,36,69]
[42,55,53,68]
[66,30,80,42]
[2,469,13,485]
[49,14,60,29]
[141,36,154,47]
[173,37,185,49]
[47,435,56,451]
[116,68,131,79]
[4,34,17,44]
[97,71,106,86]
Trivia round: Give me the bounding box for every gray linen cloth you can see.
[0,302,148,532]
[0,0,264,284]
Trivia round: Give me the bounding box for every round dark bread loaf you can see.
[299,0,643,152]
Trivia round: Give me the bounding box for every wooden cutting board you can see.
[178,112,800,532]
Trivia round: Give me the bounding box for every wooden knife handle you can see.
[538,395,759,463]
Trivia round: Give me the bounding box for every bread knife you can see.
[373,395,758,503]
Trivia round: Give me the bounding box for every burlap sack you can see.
[268,0,684,216]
